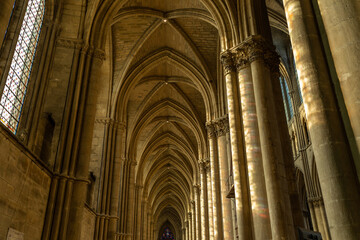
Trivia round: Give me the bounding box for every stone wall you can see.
[0,127,51,240]
[80,205,96,240]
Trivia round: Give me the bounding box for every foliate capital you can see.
[205,121,216,139]
[229,35,279,72]
[220,50,236,74]
[235,48,249,70]
[198,158,210,171]
[214,115,229,137]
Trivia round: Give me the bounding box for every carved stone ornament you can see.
[93,48,106,61]
[220,50,236,74]
[308,196,323,207]
[205,122,216,138]
[235,48,249,70]
[56,38,84,50]
[228,35,280,72]
[193,184,200,191]
[214,116,229,137]
[95,118,126,130]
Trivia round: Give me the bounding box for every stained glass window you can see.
[0,0,45,133]
[160,227,175,240]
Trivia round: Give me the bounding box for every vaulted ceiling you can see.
[110,0,218,236]
[99,0,286,237]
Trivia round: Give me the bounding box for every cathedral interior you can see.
[0,0,359,239]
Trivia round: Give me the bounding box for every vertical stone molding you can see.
[284,0,360,238]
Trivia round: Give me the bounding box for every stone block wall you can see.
[0,127,51,240]
[80,205,96,240]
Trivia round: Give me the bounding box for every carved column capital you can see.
[214,115,230,137]
[220,50,236,74]
[308,196,324,207]
[230,35,280,73]
[235,48,249,70]
[193,184,201,191]
[205,121,216,138]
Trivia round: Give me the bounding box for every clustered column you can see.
[284,0,360,238]
[221,35,300,240]
[214,116,234,240]
[206,122,224,239]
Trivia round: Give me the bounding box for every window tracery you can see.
[0,0,45,133]
[160,227,175,240]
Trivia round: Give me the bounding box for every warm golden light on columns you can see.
[220,51,252,240]
[214,116,235,240]
[284,0,360,238]
[206,122,223,240]
[199,161,208,240]
[193,185,201,240]
[248,36,295,240]
[236,48,272,240]
[205,159,214,240]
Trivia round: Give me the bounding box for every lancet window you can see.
[0,0,45,133]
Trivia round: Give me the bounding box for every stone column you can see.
[135,185,144,240]
[205,160,214,240]
[206,122,224,239]
[284,0,360,238]
[185,220,189,240]
[108,123,126,239]
[191,200,197,240]
[193,185,201,240]
[214,116,235,240]
[316,0,360,154]
[236,49,272,240]
[188,212,193,240]
[198,161,208,239]
[220,51,252,240]
[125,161,137,240]
[310,198,330,240]
[247,35,296,239]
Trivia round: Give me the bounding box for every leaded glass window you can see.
[0,0,45,133]
[160,227,175,240]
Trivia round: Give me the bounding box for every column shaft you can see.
[250,46,295,240]
[284,0,360,238]
[206,164,214,240]
[220,53,252,240]
[317,0,360,154]
[237,61,272,239]
[206,123,223,239]
[215,117,235,240]
[199,164,208,239]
